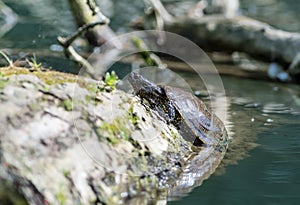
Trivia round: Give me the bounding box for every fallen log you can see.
[166,15,300,76]
[0,66,228,204]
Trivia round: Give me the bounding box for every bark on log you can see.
[67,0,115,47]
[0,67,227,204]
[166,15,300,75]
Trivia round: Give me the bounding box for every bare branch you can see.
[57,21,107,48]
[147,0,173,22]
[86,0,100,16]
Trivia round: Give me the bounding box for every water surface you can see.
[168,74,300,205]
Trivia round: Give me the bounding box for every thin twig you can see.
[58,21,107,48]
[146,0,173,43]
[147,0,173,22]
[57,21,109,74]
[57,36,94,73]
[86,0,110,23]
[58,0,110,75]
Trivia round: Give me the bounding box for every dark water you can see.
[1,0,300,204]
[240,0,300,32]
[168,74,300,205]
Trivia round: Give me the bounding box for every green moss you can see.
[0,78,8,90]
[0,66,77,85]
[84,94,103,105]
[100,117,131,145]
[128,104,139,126]
[160,132,166,139]
[0,67,108,101]
[34,71,77,85]
[59,99,73,111]
[63,170,70,178]
[98,105,143,145]
[0,67,30,76]
[170,130,178,139]
[56,185,67,205]
[86,83,98,94]
[84,95,92,103]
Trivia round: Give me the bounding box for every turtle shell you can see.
[128,71,227,147]
[163,86,226,146]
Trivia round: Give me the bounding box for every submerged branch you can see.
[57,37,94,74]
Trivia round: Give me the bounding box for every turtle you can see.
[128,71,228,148]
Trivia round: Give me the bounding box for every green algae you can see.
[100,117,131,145]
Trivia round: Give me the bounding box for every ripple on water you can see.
[262,103,293,114]
[231,97,262,109]
[231,97,253,106]
[244,102,261,108]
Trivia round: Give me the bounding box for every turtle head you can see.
[128,72,164,97]
[128,72,178,123]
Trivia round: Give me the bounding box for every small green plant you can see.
[0,50,13,67]
[27,54,42,70]
[103,71,119,91]
[131,37,155,66]
[130,36,166,68]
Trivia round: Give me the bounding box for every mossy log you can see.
[0,67,227,205]
[166,15,300,75]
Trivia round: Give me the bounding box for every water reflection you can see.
[240,0,300,32]
[263,103,293,114]
[168,74,300,205]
